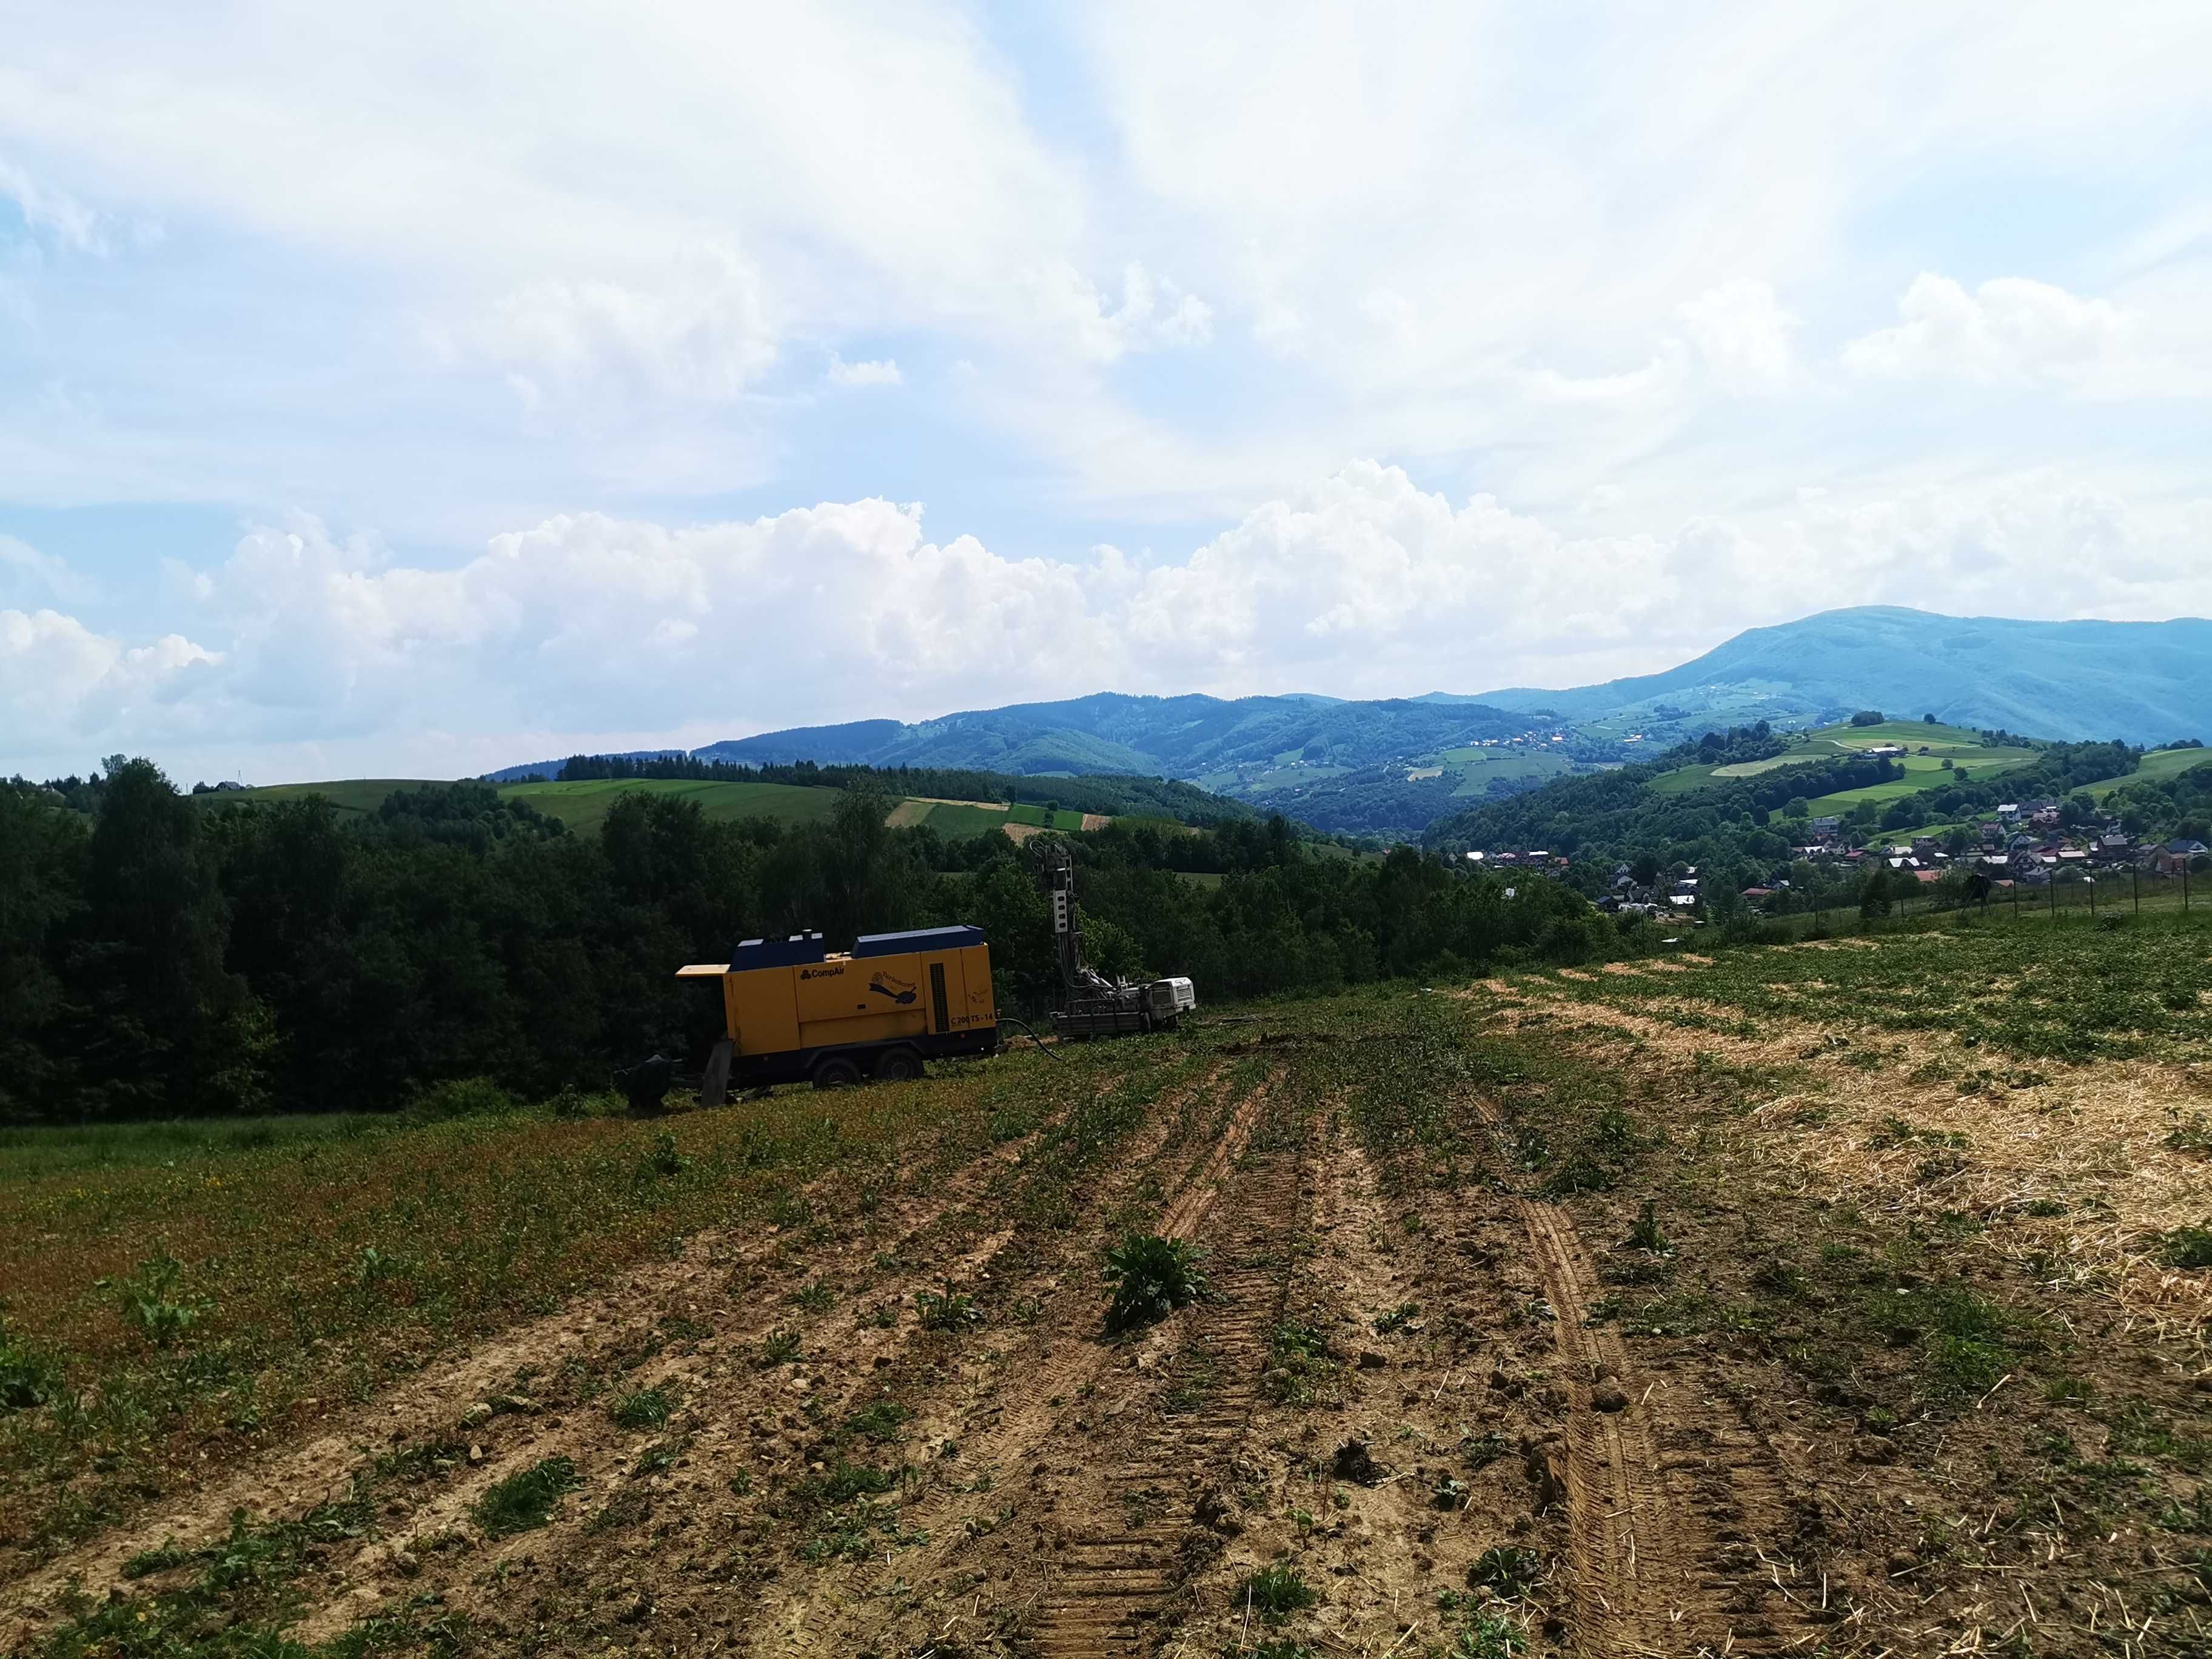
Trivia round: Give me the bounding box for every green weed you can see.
[1373,1300,1420,1334]
[1102,1233,1208,1334]
[1241,1562,1317,1619]
[1626,1199,1670,1254]
[638,1129,689,1179]
[2162,1226,2212,1270]
[472,1455,581,1536]
[96,1251,209,1349]
[609,1384,673,1430]
[1467,1544,1544,1599]
[916,1283,983,1331]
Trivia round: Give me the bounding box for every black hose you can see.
[999,1017,1060,1061]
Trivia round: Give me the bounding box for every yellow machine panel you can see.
[685,927,999,1087]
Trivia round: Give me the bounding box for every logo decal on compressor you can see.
[868,971,918,1005]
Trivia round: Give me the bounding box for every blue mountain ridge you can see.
[485,608,2211,789]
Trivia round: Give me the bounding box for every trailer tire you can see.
[812,1056,862,1090]
[873,1048,923,1083]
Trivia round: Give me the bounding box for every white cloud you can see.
[15,463,2212,779]
[1842,273,2128,389]
[1674,280,1799,393]
[471,244,778,406]
[0,532,96,605]
[1031,261,1215,363]
[827,354,902,387]
[0,157,103,252]
[1,606,218,740]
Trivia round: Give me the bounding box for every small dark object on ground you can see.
[1332,1439,1381,1484]
[613,1054,676,1116]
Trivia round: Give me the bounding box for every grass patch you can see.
[609,1384,673,1430]
[472,1455,583,1537]
[1241,1562,1318,1620]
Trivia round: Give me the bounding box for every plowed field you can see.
[8,915,2212,1657]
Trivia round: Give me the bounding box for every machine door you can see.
[929,960,951,1033]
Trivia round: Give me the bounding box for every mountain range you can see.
[1480,606,2212,743]
[489,607,2211,833]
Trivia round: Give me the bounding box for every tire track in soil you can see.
[2,1097,1065,1643]
[1027,1122,1304,1657]
[1475,1099,1801,1658]
[746,1065,1258,1657]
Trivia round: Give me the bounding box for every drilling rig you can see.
[1042,845,1196,1037]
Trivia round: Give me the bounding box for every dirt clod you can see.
[1332,1439,1381,1484]
[1590,1385,1630,1413]
[1357,1349,1387,1369]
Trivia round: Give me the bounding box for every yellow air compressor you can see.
[678,925,997,1094]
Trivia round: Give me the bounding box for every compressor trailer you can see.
[679,925,999,1096]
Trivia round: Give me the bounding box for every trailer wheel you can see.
[812,1056,862,1090]
[873,1047,923,1083]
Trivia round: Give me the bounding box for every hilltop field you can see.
[1644,719,2042,806]
[193,777,1101,840]
[6,911,2212,1657]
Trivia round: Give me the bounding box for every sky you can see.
[3,1,2210,783]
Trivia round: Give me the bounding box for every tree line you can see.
[2,762,1610,1124]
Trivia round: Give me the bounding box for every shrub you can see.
[1242,1563,1316,1619]
[473,1456,581,1536]
[1102,1234,1209,1334]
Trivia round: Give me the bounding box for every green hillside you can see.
[190,779,447,819]
[498,777,848,835]
[2084,745,2212,800]
[1646,720,2036,808]
[1481,606,2212,746]
[197,776,1104,842]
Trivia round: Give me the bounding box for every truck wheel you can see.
[874,1048,923,1083]
[812,1056,862,1090]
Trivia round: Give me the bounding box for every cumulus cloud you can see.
[827,354,902,387]
[15,463,2212,779]
[1,606,218,740]
[1033,261,1214,363]
[472,245,778,407]
[1523,280,1799,407]
[1842,273,2128,389]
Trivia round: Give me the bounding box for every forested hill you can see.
[1478,606,2212,744]
[1422,723,2201,871]
[689,691,1548,776]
